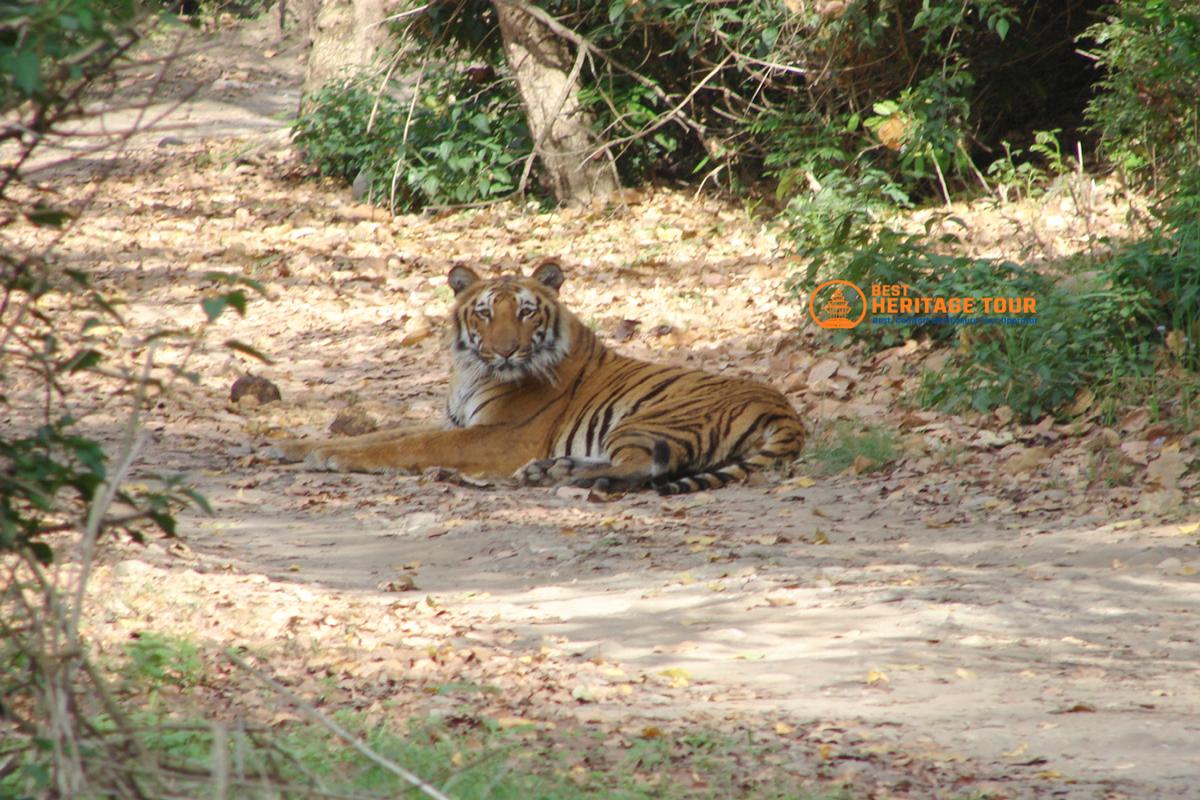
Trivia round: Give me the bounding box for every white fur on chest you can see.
[446,363,488,427]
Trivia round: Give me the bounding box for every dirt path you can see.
[11,14,1200,799]
[177,465,1199,799]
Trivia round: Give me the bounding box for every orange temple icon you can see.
[820,287,856,328]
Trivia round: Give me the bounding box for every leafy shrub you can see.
[0,0,228,564]
[920,292,1093,420]
[293,63,532,211]
[1085,2,1200,188]
[122,633,204,692]
[984,129,1073,201]
[785,172,1048,350]
[1094,174,1200,374]
[786,200,1075,421]
[0,0,139,109]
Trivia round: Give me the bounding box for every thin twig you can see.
[930,143,952,208]
[586,53,730,166]
[70,345,154,639]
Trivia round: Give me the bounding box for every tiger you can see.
[272,259,806,494]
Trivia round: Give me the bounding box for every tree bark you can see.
[493,1,619,206]
[301,0,389,112]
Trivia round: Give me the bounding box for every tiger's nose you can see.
[495,343,518,358]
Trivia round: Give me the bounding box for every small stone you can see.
[230,375,281,405]
[1157,557,1183,573]
[113,559,154,579]
[328,406,378,436]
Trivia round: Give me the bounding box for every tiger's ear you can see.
[531,259,565,293]
[448,265,480,295]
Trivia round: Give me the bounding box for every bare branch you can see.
[587,53,732,166]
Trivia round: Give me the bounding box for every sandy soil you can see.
[9,13,1200,799]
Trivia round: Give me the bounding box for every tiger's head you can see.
[447,260,572,384]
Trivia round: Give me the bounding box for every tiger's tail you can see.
[652,416,807,495]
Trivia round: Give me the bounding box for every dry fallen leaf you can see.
[1145,447,1189,489]
[1067,387,1095,417]
[1004,445,1050,475]
[806,357,841,384]
[1120,408,1150,433]
[658,667,691,688]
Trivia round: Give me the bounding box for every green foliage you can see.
[0,0,139,109]
[914,179,1200,422]
[921,293,1094,420]
[1096,175,1200,374]
[784,174,1200,422]
[790,201,1200,424]
[782,3,1200,425]
[984,130,1072,200]
[293,64,532,211]
[785,175,1047,350]
[1085,2,1200,188]
[749,0,1046,200]
[319,0,1098,207]
[1,3,248,566]
[0,420,107,564]
[122,633,204,691]
[1,689,850,800]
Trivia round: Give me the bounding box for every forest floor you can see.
[8,12,1200,800]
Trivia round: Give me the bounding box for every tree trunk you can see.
[301,0,389,112]
[493,1,619,206]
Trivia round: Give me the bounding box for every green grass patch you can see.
[801,421,900,478]
[2,629,855,800]
[1,708,855,799]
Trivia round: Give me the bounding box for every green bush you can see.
[786,168,1200,423]
[785,171,1048,350]
[293,64,532,211]
[920,293,1093,420]
[0,0,224,564]
[1096,175,1200,374]
[1085,2,1200,188]
[0,0,139,109]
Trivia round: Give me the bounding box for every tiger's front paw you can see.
[264,438,316,463]
[515,456,578,486]
[301,448,348,471]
